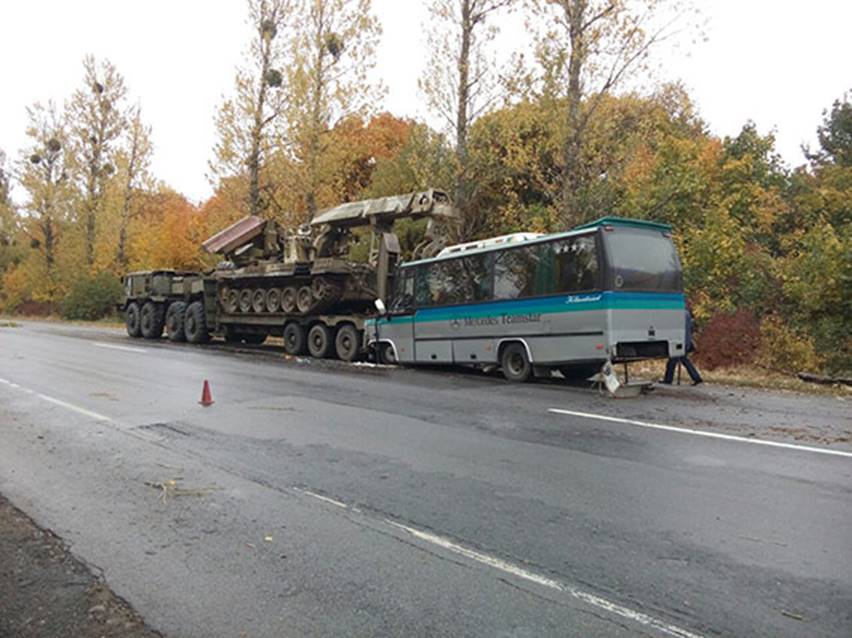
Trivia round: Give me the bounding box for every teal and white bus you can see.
[365,217,687,382]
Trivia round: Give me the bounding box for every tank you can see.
[203,189,457,319]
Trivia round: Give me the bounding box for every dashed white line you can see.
[548,408,852,458]
[35,393,112,422]
[386,520,703,638]
[295,488,349,509]
[93,342,147,353]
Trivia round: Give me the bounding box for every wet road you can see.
[1,321,850,637]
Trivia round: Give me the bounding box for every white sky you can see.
[1,0,850,205]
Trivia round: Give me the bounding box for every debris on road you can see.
[144,479,216,502]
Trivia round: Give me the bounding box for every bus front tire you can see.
[501,343,532,383]
[126,302,142,338]
[377,342,397,365]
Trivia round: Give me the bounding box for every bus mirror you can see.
[374,299,387,315]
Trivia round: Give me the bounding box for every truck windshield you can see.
[603,227,682,292]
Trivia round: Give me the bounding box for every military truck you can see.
[120,189,457,361]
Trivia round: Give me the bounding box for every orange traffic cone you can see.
[199,379,214,407]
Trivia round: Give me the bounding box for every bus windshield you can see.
[603,227,682,292]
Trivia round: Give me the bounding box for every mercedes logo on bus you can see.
[450,318,462,330]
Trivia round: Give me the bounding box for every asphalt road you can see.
[1,321,850,637]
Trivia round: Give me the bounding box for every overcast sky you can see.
[1,0,849,205]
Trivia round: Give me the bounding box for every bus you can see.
[365,217,687,382]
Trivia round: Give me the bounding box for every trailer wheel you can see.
[500,343,532,383]
[281,287,297,313]
[335,324,360,362]
[140,302,165,339]
[296,286,314,315]
[165,301,187,342]
[283,322,306,355]
[126,302,142,338]
[184,301,210,344]
[307,323,333,358]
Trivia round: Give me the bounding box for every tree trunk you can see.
[455,0,472,215]
[560,0,586,229]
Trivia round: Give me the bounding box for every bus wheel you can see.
[283,322,306,355]
[377,342,397,365]
[165,301,187,342]
[140,302,165,339]
[126,302,142,338]
[500,343,532,383]
[307,323,333,358]
[335,324,360,362]
[184,301,210,344]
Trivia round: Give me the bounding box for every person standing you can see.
[664,306,703,385]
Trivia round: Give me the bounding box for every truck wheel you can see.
[238,289,252,313]
[126,302,142,338]
[283,322,306,355]
[265,288,282,313]
[500,343,532,383]
[281,287,297,313]
[165,301,187,342]
[335,324,360,362]
[296,286,314,315]
[184,301,210,344]
[307,323,333,358]
[252,289,266,313]
[140,302,165,339]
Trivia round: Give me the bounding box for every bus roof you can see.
[402,216,671,268]
[572,216,672,232]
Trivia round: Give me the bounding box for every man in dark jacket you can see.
[663,307,703,385]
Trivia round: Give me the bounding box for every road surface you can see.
[1,321,850,637]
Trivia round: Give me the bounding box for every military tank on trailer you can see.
[121,189,457,361]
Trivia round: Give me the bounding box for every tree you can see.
[211,0,293,218]
[526,0,695,226]
[420,0,514,239]
[0,149,22,276]
[16,102,73,300]
[807,90,852,168]
[286,0,383,218]
[66,56,127,267]
[116,105,153,270]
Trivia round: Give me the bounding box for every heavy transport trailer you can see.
[120,270,371,361]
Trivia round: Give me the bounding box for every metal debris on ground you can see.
[144,478,216,502]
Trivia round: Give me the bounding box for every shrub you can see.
[693,309,760,370]
[756,315,821,373]
[60,272,124,321]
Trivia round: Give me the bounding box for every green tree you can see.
[286,0,383,218]
[115,105,153,270]
[211,0,293,218]
[807,90,852,167]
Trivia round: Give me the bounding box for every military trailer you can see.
[120,189,458,361]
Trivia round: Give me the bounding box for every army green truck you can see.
[120,190,458,360]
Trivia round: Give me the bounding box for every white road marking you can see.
[548,409,852,459]
[295,488,349,509]
[93,342,147,353]
[35,393,113,422]
[387,520,703,638]
[0,378,9,384]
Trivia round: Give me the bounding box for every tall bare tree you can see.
[528,0,693,226]
[211,0,293,217]
[66,56,127,266]
[287,0,383,218]
[17,103,72,280]
[116,105,153,269]
[420,0,513,238]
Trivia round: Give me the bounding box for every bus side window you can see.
[494,246,539,299]
[555,236,598,292]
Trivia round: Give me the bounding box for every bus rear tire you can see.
[283,322,306,355]
[501,343,532,383]
[307,323,333,358]
[126,302,142,338]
